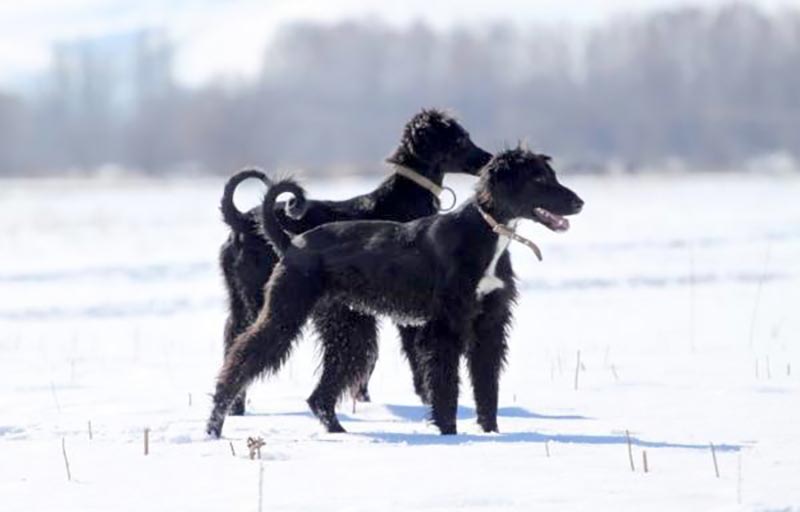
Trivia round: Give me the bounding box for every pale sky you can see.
[1,0,798,91]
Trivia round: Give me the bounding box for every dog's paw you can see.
[326,422,347,434]
[478,420,499,433]
[206,422,222,439]
[437,424,458,435]
[206,411,225,438]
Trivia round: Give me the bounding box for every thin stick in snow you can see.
[788,363,792,377]
[626,430,635,472]
[748,245,771,348]
[611,364,620,382]
[574,350,581,391]
[689,244,696,352]
[642,450,649,473]
[737,452,742,504]
[50,382,61,413]
[545,440,550,458]
[88,420,93,441]
[62,437,72,481]
[229,441,236,457]
[188,392,192,407]
[766,356,771,379]
[710,442,720,478]
[258,461,264,512]
[144,428,150,456]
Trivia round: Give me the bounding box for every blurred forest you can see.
[1,3,799,176]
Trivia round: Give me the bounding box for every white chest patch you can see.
[476,221,517,298]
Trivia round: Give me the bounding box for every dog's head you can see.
[478,147,583,231]
[386,109,491,178]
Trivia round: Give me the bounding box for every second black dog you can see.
[207,147,583,437]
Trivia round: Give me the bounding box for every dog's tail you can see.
[220,168,270,233]
[260,178,307,257]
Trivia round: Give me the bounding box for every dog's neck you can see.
[392,164,444,197]
[386,147,445,187]
[475,193,514,225]
[472,196,543,261]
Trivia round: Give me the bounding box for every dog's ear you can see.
[484,151,512,180]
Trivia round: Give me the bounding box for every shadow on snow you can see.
[250,403,739,451]
[357,430,740,451]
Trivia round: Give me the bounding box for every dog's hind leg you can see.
[468,291,512,433]
[417,319,463,435]
[398,326,429,404]
[308,305,378,433]
[222,289,251,416]
[206,264,321,438]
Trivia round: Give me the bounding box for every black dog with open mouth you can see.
[207,147,583,437]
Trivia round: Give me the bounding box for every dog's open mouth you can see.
[533,207,570,232]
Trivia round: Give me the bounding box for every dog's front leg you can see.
[468,290,513,433]
[418,318,463,435]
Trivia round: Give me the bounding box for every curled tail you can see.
[220,168,270,233]
[260,178,307,257]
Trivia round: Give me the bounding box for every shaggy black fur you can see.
[207,147,584,437]
[218,109,491,415]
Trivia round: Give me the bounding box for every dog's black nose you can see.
[572,197,584,213]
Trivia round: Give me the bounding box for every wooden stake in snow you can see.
[144,428,150,456]
[611,364,620,382]
[788,363,792,377]
[545,440,550,458]
[229,441,236,457]
[61,437,72,481]
[188,392,193,407]
[642,450,649,473]
[710,442,720,478]
[574,350,581,391]
[258,461,264,512]
[88,420,93,441]
[626,430,635,472]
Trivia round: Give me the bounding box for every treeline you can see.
[1,3,799,176]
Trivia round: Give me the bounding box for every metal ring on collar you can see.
[435,186,458,212]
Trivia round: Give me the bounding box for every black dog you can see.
[218,109,491,415]
[207,147,583,437]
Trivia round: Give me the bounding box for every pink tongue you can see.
[534,207,570,232]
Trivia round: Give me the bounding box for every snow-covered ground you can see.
[1,173,798,511]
